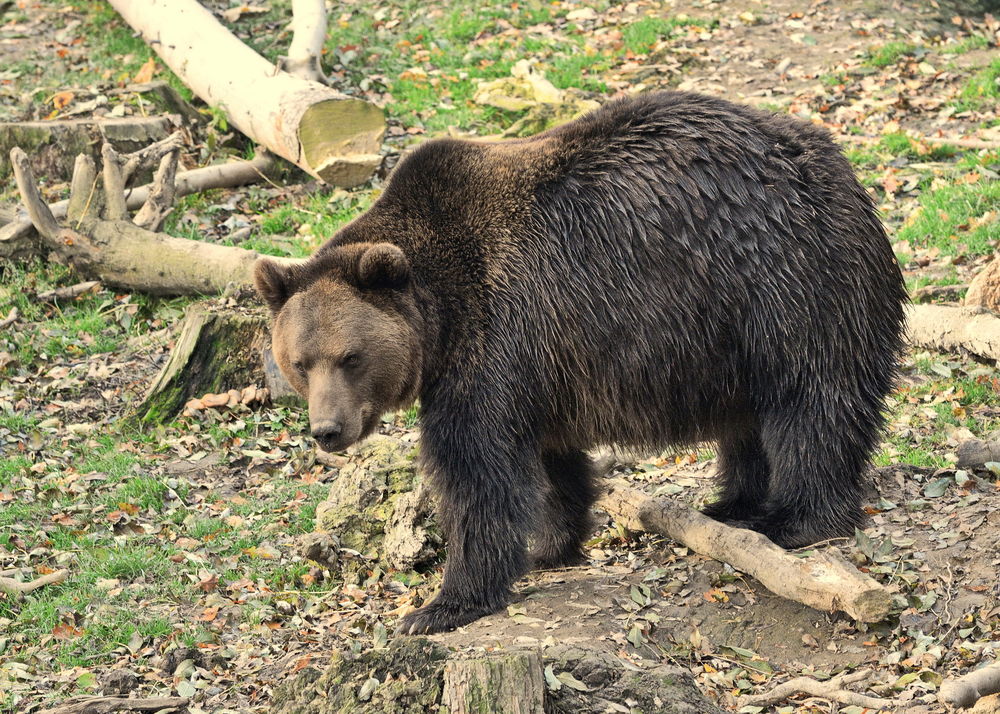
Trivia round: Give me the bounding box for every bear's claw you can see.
[396,599,502,635]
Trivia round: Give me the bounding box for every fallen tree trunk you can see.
[10,144,302,295]
[907,304,1000,362]
[0,153,279,260]
[108,0,384,187]
[597,479,893,623]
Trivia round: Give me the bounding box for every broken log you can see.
[0,115,180,182]
[109,0,384,187]
[597,479,893,622]
[1,153,279,261]
[907,304,1000,362]
[10,145,301,295]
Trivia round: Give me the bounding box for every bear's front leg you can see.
[397,427,537,635]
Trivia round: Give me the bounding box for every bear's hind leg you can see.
[752,400,873,548]
[530,449,598,569]
[701,430,771,524]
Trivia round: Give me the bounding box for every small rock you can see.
[102,669,139,696]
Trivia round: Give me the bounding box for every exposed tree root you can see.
[736,669,894,709]
[35,696,189,714]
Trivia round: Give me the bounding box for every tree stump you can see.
[269,638,723,714]
[443,652,545,714]
[135,298,280,423]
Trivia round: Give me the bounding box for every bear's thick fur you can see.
[255,91,907,635]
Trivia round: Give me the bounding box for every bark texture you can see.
[907,304,1000,362]
[108,0,384,186]
[135,300,271,424]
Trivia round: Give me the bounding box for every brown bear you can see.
[255,91,907,635]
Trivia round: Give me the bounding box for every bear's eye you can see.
[341,353,361,369]
[292,360,307,377]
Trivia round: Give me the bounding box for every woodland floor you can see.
[1,0,1000,712]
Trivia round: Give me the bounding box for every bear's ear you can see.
[254,258,298,313]
[356,243,410,290]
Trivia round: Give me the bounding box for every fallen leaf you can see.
[133,57,156,83]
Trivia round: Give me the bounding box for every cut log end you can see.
[298,98,385,185]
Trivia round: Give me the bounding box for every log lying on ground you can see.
[109,0,384,187]
[10,144,302,295]
[0,153,278,260]
[0,116,181,182]
[907,304,1000,362]
[35,697,189,714]
[941,661,1000,710]
[597,479,893,622]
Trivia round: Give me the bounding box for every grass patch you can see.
[897,179,1000,256]
[955,57,1000,112]
[940,35,990,55]
[864,41,918,67]
[620,15,703,55]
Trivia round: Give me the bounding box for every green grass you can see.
[940,35,990,55]
[897,179,1000,256]
[865,41,918,67]
[620,16,705,55]
[955,58,1000,112]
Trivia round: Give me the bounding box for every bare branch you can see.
[101,143,128,220]
[9,147,62,240]
[598,479,893,622]
[0,569,69,599]
[133,148,180,230]
[35,696,190,714]
[941,661,1000,710]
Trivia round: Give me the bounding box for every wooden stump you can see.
[443,652,545,714]
[135,300,272,423]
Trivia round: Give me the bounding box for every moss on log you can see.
[134,299,270,424]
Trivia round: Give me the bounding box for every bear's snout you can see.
[312,421,345,453]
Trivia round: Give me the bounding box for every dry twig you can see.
[35,696,189,714]
[0,569,69,598]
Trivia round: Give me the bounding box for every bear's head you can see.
[254,242,422,453]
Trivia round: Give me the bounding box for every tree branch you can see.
[737,669,895,709]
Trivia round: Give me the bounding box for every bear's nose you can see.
[312,422,343,451]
